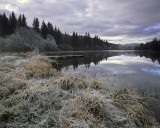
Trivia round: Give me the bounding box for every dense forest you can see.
[136,37,160,52]
[0,12,118,52]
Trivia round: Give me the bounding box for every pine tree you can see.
[41,20,48,39]
[18,14,22,27]
[1,13,10,36]
[47,22,54,35]
[84,32,93,49]
[93,35,98,46]
[71,32,79,49]
[57,28,62,44]
[32,17,40,32]
[21,14,27,27]
[0,14,3,36]
[9,12,17,33]
[54,26,62,45]
[71,32,76,47]
[53,26,57,43]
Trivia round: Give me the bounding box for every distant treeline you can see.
[0,12,118,51]
[136,37,160,52]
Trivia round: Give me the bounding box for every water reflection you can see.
[48,50,160,71]
[48,50,160,97]
[136,51,160,64]
[48,50,160,94]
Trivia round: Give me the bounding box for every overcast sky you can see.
[0,0,160,44]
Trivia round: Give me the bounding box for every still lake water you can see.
[48,50,160,121]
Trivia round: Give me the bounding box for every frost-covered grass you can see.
[113,88,156,127]
[12,55,58,79]
[0,54,159,128]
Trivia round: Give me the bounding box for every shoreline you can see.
[0,54,159,127]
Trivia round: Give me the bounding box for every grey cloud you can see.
[0,9,10,15]
[0,0,160,44]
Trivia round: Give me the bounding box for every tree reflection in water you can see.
[48,50,160,70]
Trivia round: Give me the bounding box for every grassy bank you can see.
[0,54,159,128]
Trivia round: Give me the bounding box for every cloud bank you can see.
[0,0,160,44]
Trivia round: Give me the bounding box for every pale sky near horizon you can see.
[0,0,160,44]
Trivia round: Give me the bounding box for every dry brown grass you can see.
[113,87,157,127]
[59,90,106,128]
[89,80,102,90]
[0,52,33,56]
[88,74,103,90]
[58,76,88,90]
[58,75,103,91]
[12,55,58,79]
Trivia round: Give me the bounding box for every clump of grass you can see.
[13,55,58,79]
[0,61,14,73]
[89,79,102,90]
[58,76,88,90]
[77,92,105,119]
[88,74,103,90]
[0,80,64,128]
[58,75,102,91]
[113,87,157,127]
[0,109,15,122]
[0,76,26,98]
[59,90,106,127]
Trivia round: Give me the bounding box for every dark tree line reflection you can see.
[135,51,160,64]
[48,51,160,70]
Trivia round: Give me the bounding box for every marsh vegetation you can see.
[0,53,159,128]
